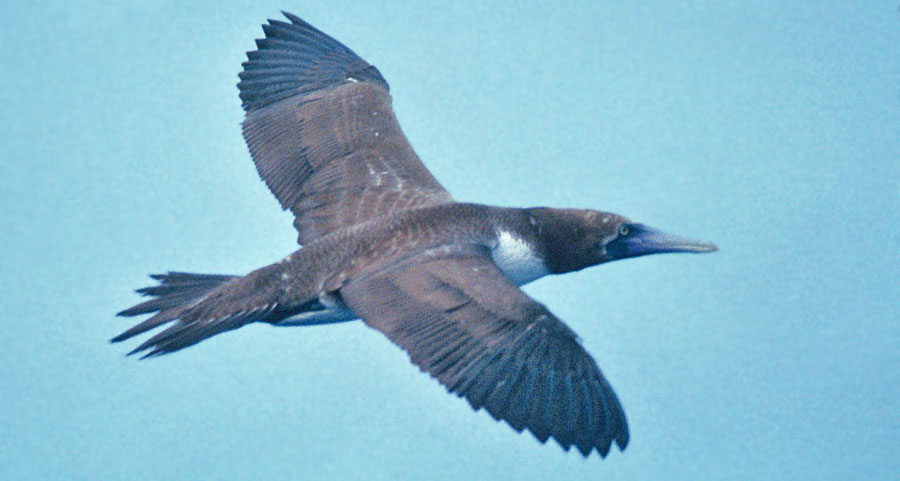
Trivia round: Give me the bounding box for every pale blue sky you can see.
[1,1,898,480]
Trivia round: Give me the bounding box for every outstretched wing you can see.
[339,245,629,457]
[239,12,453,244]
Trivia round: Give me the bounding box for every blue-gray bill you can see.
[606,223,718,260]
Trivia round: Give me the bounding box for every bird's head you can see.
[527,208,718,274]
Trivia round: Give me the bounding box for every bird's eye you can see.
[618,225,630,236]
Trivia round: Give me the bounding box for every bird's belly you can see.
[490,230,549,286]
[275,306,358,326]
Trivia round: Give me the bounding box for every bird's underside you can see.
[115,11,717,458]
[116,200,631,456]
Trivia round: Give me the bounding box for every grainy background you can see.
[1,1,897,479]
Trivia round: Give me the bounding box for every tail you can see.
[113,271,275,358]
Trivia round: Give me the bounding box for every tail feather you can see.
[113,271,238,346]
[117,272,237,317]
[129,304,276,359]
[117,295,197,318]
[135,272,235,297]
[114,267,290,358]
[110,307,181,343]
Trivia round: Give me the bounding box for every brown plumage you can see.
[114,12,716,457]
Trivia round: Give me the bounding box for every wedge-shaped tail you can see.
[113,271,276,358]
[117,273,234,318]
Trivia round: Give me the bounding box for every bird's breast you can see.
[490,230,549,286]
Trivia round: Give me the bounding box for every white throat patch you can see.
[490,230,549,286]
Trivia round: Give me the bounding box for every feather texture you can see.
[341,245,629,457]
[240,12,453,245]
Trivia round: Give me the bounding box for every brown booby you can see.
[114,12,717,457]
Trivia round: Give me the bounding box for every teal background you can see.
[2,1,898,479]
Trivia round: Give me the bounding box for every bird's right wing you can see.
[339,245,629,457]
[239,13,453,245]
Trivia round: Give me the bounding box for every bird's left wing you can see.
[339,245,629,457]
[239,13,453,244]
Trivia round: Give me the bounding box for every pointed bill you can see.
[608,223,718,259]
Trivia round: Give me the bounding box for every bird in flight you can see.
[114,12,717,457]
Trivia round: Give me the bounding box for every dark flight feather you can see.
[239,12,453,245]
[238,13,387,110]
[340,245,629,457]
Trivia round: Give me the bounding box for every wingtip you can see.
[116,307,140,317]
[127,343,163,359]
[281,10,303,25]
[597,438,612,458]
[137,350,163,360]
[576,443,592,457]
